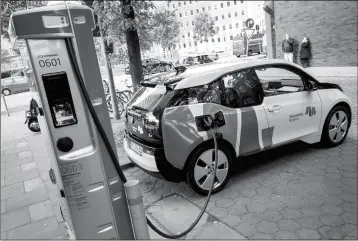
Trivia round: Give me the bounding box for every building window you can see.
[242,21,246,27]
[184,1,186,5]
[182,35,185,38]
[223,25,226,30]
[235,12,238,17]
[234,0,237,5]
[229,24,232,29]
[192,21,194,26]
[188,32,190,37]
[228,13,231,18]
[236,23,239,28]
[241,10,245,15]
[230,36,233,40]
[186,22,189,27]
[179,13,182,17]
[241,0,243,3]
[214,4,217,9]
[173,4,175,8]
[215,16,218,21]
[221,3,224,8]
[189,41,191,47]
[217,38,221,42]
[224,37,226,41]
[202,7,205,12]
[196,9,199,13]
[212,39,214,43]
[191,10,193,15]
[194,41,197,46]
[181,23,184,28]
[227,2,230,6]
[185,11,187,16]
[178,2,181,7]
[208,6,211,11]
[189,0,192,4]
[183,44,186,48]
[222,15,225,19]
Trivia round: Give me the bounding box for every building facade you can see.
[264,1,358,66]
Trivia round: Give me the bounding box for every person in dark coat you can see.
[300,37,311,68]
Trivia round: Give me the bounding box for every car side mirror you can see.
[174,65,187,75]
[308,81,318,91]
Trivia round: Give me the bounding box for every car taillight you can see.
[144,112,161,138]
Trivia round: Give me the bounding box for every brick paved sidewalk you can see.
[1,111,67,240]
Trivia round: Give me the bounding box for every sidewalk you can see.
[1,111,66,240]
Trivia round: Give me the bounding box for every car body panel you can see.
[161,103,271,170]
[1,76,30,94]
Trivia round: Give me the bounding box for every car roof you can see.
[174,59,310,90]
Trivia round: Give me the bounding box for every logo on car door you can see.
[305,106,316,117]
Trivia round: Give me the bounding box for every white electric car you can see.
[123,59,353,195]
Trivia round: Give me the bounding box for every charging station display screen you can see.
[42,72,78,128]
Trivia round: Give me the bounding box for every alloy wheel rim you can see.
[329,110,348,143]
[194,149,229,191]
[3,89,10,95]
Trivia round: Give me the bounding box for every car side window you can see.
[254,66,305,97]
[221,68,264,108]
[168,80,223,106]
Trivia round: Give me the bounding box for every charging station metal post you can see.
[10,4,134,239]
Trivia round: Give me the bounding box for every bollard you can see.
[124,180,150,240]
[1,94,10,116]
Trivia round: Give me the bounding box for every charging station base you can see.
[146,193,246,240]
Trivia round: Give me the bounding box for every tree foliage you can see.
[91,0,157,53]
[1,0,46,39]
[193,12,218,43]
[152,9,180,51]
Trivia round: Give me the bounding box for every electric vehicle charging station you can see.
[8,2,225,239]
[9,3,137,239]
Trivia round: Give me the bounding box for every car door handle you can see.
[268,105,281,112]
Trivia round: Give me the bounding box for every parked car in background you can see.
[124,58,174,75]
[233,35,263,57]
[175,54,214,67]
[1,71,30,96]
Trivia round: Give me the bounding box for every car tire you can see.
[185,141,233,196]
[321,105,351,147]
[237,55,241,58]
[248,50,252,56]
[2,88,11,96]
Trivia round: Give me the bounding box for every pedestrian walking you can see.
[282,33,294,62]
[300,37,311,68]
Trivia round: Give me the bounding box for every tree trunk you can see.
[121,0,143,92]
[102,37,120,120]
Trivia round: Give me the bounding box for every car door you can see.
[13,76,30,92]
[255,65,322,146]
[221,69,270,156]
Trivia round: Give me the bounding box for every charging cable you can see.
[65,38,220,239]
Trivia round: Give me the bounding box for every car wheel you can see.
[237,55,241,58]
[321,105,351,147]
[248,50,252,56]
[2,88,11,96]
[185,141,233,196]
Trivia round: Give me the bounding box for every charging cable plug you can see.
[203,116,213,129]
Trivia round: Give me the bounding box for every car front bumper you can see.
[124,132,184,183]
